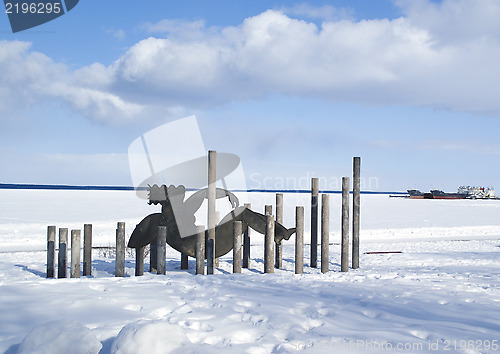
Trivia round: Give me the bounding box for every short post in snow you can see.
[233,221,243,273]
[115,222,125,277]
[196,226,205,275]
[135,247,144,276]
[83,224,92,276]
[46,225,56,278]
[181,253,189,270]
[341,177,350,272]
[275,193,283,268]
[58,228,68,278]
[207,150,216,275]
[352,157,361,269]
[321,194,330,273]
[264,213,275,273]
[157,226,167,275]
[311,178,319,268]
[70,229,81,278]
[295,206,304,275]
[242,203,251,269]
[150,237,157,273]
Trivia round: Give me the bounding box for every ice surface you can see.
[0,190,499,353]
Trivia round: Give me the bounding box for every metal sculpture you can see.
[128,185,296,258]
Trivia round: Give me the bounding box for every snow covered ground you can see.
[0,190,499,353]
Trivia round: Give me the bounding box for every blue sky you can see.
[1,0,499,192]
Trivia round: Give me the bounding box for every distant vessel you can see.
[430,189,467,199]
[406,186,496,199]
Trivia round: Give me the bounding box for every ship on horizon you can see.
[407,186,495,199]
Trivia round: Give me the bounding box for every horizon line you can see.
[0,183,404,194]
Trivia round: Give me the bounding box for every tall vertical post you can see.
[58,228,68,278]
[265,204,272,216]
[311,178,319,268]
[295,206,304,275]
[233,221,243,273]
[352,157,361,269]
[46,225,56,278]
[321,194,330,273]
[207,150,216,275]
[196,226,205,275]
[157,226,167,275]
[264,214,275,273]
[275,193,283,269]
[70,229,81,278]
[83,224,92,276]
[341,177,350,272]
[243,203,251,269]
[115,222,125,277]
[135,247,144,276]
[150,238,157,273]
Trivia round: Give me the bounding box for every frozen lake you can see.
[0,189,499,353]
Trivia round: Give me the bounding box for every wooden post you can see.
[207,150,216,275]
[157,226,167,275]
[70,230,81,278]
[264,214,275,273]
[311,178,319,268]
[46,225,56,278]
[58,228,68,278]
[321,194,330,273]
[295,206,304,275]
[83,224,92,276]
[233,221,243,273]
[115,222,125,277]
[352,157,361,269]
[181,253,188,270]
[150,237,157,273]
[207,238,214,275]
[196,226,205,275]
[135,247,144,276]
[214,211,220,268]
[341,177,350,272]
[243,203,251,269]
[275,193,283,269]
[265,204,272,215]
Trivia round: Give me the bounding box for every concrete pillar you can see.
[58,228,68,278]
[115,222,125,277]
[311,178,319,267]
[295,206,304,275]
[70,230,81,278]
[352,157,361,269]
[341,177,350,272]
[233,221,242,273]
[46,225,56,278]
[275,193,283,269]
[83,224,92,276]
[157,226,167,275]
[196,226,205,275]
[207,150,216,275]
[264,214,275,273]
[321,194,330,273]
[243,203,251,269]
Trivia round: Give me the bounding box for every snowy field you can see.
[0,189,499,353]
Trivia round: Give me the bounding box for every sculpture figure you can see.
[128,184,295,258]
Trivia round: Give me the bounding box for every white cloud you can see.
[2,1,500,124]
